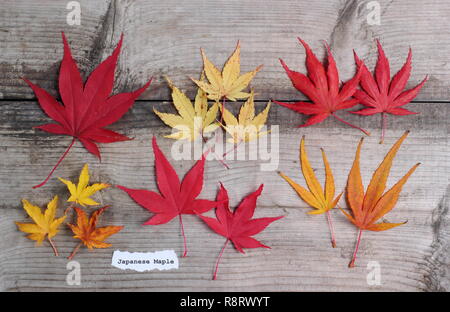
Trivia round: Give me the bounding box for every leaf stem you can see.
[64,202,76,215]
[33,138,76,189]
[213,239,229,280]
[326,210,336,248]
[179,214,188,257]
[380,112,386,144]
[201,133,229,169]
[349,229,363,268]
[222,140,242,158]
[219,97,226,124]
[68,242,82,260]
[47,237,59,256]
[332,114,370,136]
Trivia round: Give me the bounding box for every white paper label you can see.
[111,250,179,272]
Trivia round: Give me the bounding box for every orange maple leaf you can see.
[279,136,342,248]
[67,206,123,259]
[341,131,420,267]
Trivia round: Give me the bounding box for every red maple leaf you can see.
[352,40,427,143]
[117,137,217,257]
[24,32,152,188]
[199,183,283,280]
[274,38,369,135]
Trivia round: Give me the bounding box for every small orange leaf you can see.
[67,206,123,259]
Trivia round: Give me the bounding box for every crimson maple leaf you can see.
[352,40,427,143]
[199,183,283,280]
[24,32,151,188]
[274,38,369,135]
[117,137,217,257]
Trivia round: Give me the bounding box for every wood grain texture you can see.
[0,0,449,101]
[0,100,447,291]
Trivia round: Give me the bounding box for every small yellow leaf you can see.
[15,196,66,254]
[220,94,270,143]
[192,42,262,101]
[59,164,109,207]
[155,77,219,141]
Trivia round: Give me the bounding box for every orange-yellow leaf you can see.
[279,137,342,215]
[342,131,418,267]
[278,172,321,210]
[342,131,418,231]
[321,148,335,204]
[280,137,341,247]
[362,131,410,214]
[300,136,325,205]
[68,206,123,258]
[368,163,420,225]
[346,138,365,223]
[15,196,66,255]
[365,221,406,232]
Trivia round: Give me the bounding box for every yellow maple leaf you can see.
[15,195,66,255]
[192,41,263,101]
[279,136,342,247]
[154,77,219,141]
[220,91,271,143]
[59,164,109,207]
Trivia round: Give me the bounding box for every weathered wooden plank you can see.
[0,0,112,99]
[0,207,437,291]
[1,0,449,101]
[0,100,447,291]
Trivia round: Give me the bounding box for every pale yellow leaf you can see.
[194,43,262,101]
[238,91,255,125]
[201,48,223,92]
[222,41,241,89]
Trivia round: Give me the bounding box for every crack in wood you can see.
[423,185,450,291]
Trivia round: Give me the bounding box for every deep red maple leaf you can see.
[352,40,427,143]
[117,137,217,257]
[274,38,369,135]
[199,183,283,280]
[24,32,151,188]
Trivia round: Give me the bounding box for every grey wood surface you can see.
[1,0,449,101]
[0,101,448,291]
[0,0,449,292]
